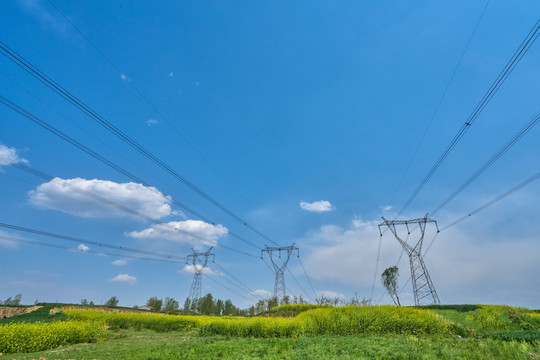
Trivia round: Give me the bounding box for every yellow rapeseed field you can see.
[0,320,107,354]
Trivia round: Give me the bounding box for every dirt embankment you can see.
[0,306,42,318]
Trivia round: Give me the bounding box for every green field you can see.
[1,304,539,359]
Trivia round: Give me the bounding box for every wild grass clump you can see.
[64,310,199,332]
[0,320,106,354]
[298,306,454,336]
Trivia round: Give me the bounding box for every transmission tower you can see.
[186,247,215,304]
[378,214,440,306]
[261,243,299,301]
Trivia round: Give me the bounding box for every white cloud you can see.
[251,289,272,298]
[146,119,158,126]
[168,72,174,77]
[0,144,28,170]
[181,264,217,275]
[316,290,345,299]
[28,178,172,220]
[300,200,334,213]
[380,205,392,212]
[126,220,228,248]
[77,244,89,252]
[0,231,19,249]
[120,73,129,81]
[17,0,68,33]
[110,274,137,284]
[300,210,540,308]
[111,259,127,266]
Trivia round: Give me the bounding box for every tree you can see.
[215,299,224,316]
[163,297,179,312]
[146,297,163,311]
[2,294,22,306]
[381,266,401,306]
[104,296,119,307]
[223,299,236,315]
[200,293,215,315]
[183,297,191,311]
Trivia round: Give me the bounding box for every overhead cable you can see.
[0,40,280,247]
[431,111,540,215]
[398,18,540,215]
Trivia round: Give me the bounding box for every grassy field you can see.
[1,304,539,359]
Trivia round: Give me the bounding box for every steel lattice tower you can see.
[186,247,215,304]
[261,243,299,301]
[378,214,440,306]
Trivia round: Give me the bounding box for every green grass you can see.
[5,328,539,360]
[3,304,540,358]
[0,303,66,324]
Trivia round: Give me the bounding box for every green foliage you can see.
[104,296,119,307]
[0,320,107,354]
[163,297,179,313]
[146,297,163,311]
[490,330,540,343]
[419,304,480,312]
[381,266,400,306]
[0,303,66,325]
[64,309,200,332]
[298,305,453,336]
[8,329,540,360]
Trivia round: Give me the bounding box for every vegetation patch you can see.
[0,320,107,354]
[419,304,480,312]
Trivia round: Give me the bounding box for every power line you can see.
[0,94,262,253]
[398,18,540,215]
[0,40,280,247]
[298,257,317,300]
[431,111,540,215]
[0,235,182,264]
[388,0,490,205]
[440,171,540,232]
[286,266,313,302]
[0,222,185,261]
[213,262,263,299]
[203,273,254,303]
[45,0,258,211]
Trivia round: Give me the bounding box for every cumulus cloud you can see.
[28,178,172,219]
[0,144,28,170]
[300,210,540,307]
[110,274,137,284]
[168,72,174,77]
[181,264,217,275]
[77,244,89,252]
[380,205,392,212]
[251,289,272,298]
[300,200,334,213]
[126,220,228,248]
[146,119,158,126]
[111,259,127,266]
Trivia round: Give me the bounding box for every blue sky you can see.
[0,1,539,308]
